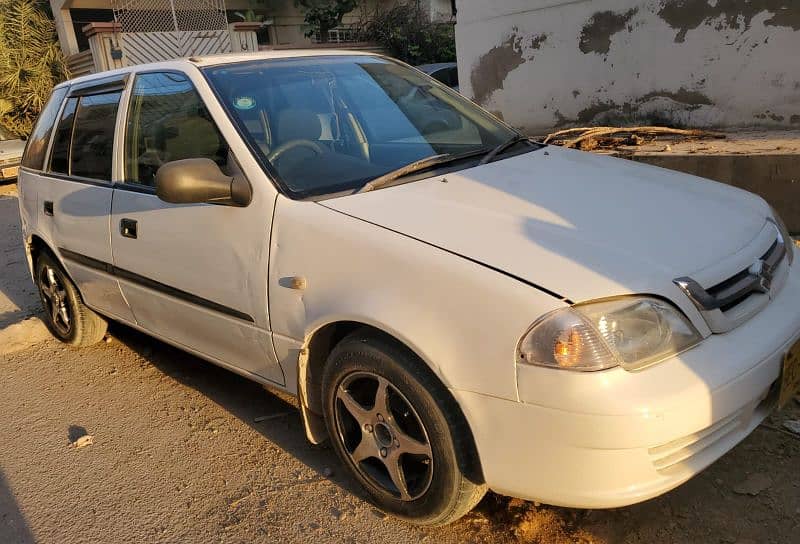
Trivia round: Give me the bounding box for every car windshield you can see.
[203,55,519,198]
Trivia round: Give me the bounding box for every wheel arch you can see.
[26,234,83,299]
[27,234,58,277]
[298,319,484,483]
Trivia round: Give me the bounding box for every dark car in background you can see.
[416,62,459,92]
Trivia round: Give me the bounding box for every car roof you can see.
[415,62,457,74]
[55,49,385,88]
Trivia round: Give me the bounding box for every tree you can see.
[295,0,358,43]
[360,3,455,65]
[0,0,68,136]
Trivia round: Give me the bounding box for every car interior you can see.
[204,57,501,197]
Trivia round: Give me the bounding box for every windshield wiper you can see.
[356,152,460,193]
[356,141,526,194]
[479,134,531,166]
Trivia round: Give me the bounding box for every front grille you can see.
[706,239,781,312]
[674,222,787,333]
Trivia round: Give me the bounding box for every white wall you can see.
[455,0,800,132]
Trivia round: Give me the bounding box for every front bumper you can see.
[453,259,800,509]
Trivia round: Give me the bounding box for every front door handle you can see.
[120,218,138,239]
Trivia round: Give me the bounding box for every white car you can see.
[0,126,25,182]
[16,50,800,526]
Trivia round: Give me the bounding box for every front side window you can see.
[22,86,69,170]
[125,72,228,187]
[70,92,121,180]
[204,55,520,198]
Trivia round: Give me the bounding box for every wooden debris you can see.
[543,126,726,151]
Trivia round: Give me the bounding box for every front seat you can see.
[270,108,326,172]
[274,108,322,146]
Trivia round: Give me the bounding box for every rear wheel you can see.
[322,330,486,526]
[35,252,107,346]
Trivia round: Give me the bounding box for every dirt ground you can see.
[1,181,799,544]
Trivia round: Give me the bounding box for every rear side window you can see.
[125,72,228,187]
[47,92,121,180]
[22,86,69,170]
[70,92,121,180]
[49,97,78,175]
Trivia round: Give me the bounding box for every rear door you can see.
[32,78,134,323]
[110,70,283,384]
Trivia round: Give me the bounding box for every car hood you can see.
[322,146,769,302]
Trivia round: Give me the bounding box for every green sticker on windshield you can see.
[234,96,256,110]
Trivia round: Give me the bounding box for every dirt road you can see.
[1,182,799,543]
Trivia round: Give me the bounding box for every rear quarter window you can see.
[21,86,69,170]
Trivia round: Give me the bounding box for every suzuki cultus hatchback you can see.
[17,51,800,525]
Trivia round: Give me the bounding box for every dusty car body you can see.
[16,50,800,525]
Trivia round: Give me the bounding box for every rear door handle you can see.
[43,201,53,216]
[120,218,138,239]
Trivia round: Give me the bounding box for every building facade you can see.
[50,0,455,56]
[455,0,800,132]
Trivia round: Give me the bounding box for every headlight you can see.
[517,296,702,371]
[770,206,794,265]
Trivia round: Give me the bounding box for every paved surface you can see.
[1,182,799,543]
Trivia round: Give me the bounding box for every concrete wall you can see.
[455,0,800,133]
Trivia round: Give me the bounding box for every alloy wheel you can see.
[38,264,71,336]
[334,371,434,501]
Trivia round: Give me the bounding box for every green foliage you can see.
[0,0,68,136]
[232,10,265,23]
[360,3,455,65]
[295,0,358,42]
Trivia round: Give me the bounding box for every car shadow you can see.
[0,470,35,544]
[106,321,374,505]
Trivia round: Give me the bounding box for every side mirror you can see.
[155,158,251,206]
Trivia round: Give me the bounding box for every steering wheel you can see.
[267,139,324,163]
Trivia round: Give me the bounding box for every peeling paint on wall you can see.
[640,88,713,109]
[470,31,548,105]
[579,8,638,54]
[530,33,548,50]
[755,111,786,122]
[470,34,526,105]
[576,101,621,124]
[571,87,714,125]
[658,0,800,43]
[456,0,800,131]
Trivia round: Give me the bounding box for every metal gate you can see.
[111,0,232,64]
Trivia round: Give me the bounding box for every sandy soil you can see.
[1,181,799,543]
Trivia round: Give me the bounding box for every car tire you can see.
[35,252,107,347]
[322,329,487,526]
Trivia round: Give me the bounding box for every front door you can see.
[110,70,283,384]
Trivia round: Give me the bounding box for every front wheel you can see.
[35,252,107,347]
[322,331,486,526]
